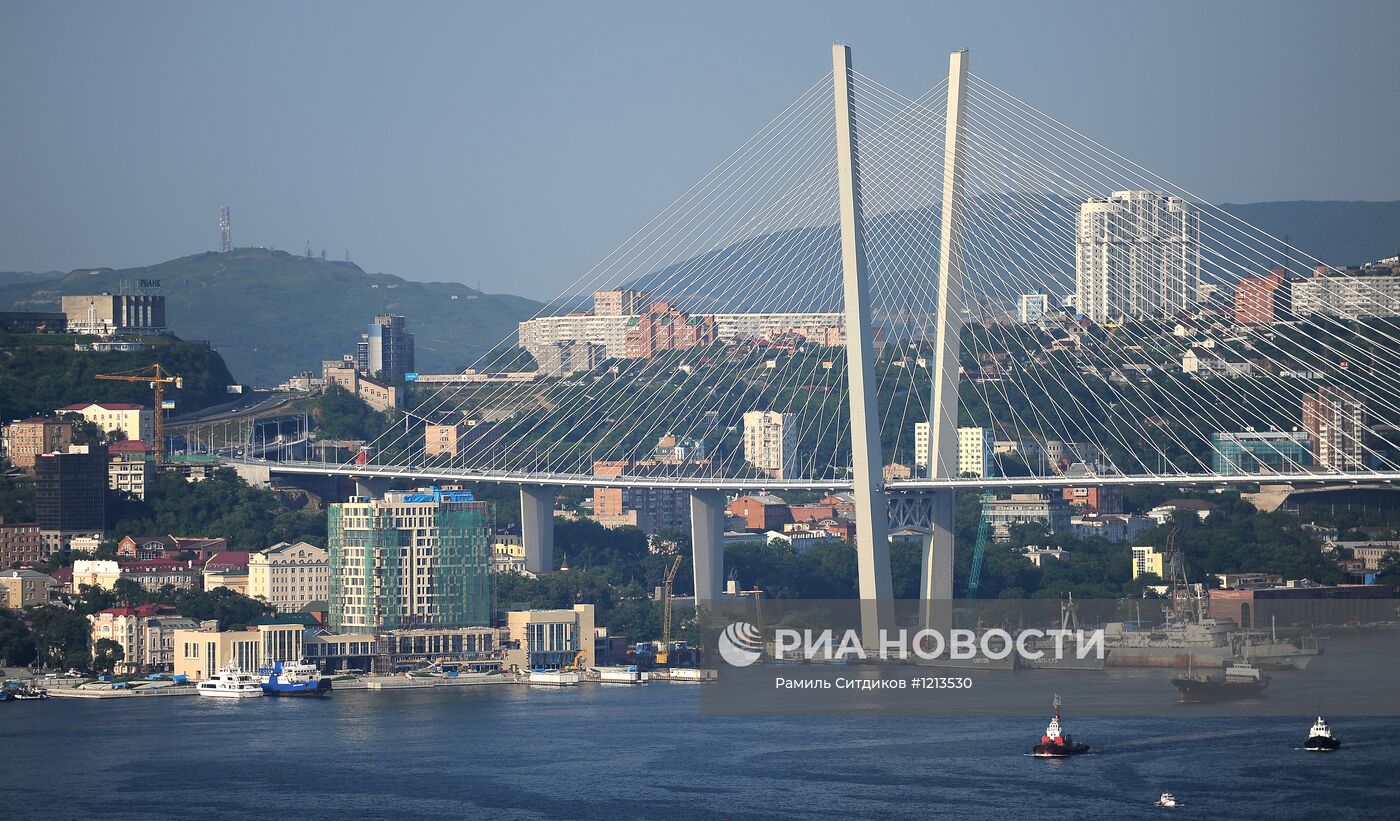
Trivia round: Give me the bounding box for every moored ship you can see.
[1031,695,1091,757]
[1303,716,1341,751]
[260,660,332,697]
[196,664,264,698]
[1171,660,1270,703]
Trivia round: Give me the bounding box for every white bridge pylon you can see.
[219,44,1400,625]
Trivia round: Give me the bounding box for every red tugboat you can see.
[1032,695,1091,757]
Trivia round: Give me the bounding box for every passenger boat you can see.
[196,665,264,698]
[260,661,331,697]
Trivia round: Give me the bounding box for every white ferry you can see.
[196,665,264,698]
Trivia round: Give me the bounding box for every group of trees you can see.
[106,468,325,553]
[0,336,237,421]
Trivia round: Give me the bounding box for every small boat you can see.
[1032,694,1091,757]
[10,685,49,700]
[196,664,264,698]
[1171,659,1270,703]
[1155,792,1180,808]
[260,661,332,697]
[1304,716,1341,751]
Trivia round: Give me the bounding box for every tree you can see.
[112,577,147,607]
[92,638,124,676]
[26,606,91,672]
[1378,551,1400,581]
[0,609,37,667]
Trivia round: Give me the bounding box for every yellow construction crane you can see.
[95,364,182,463]
[656,553,683,665]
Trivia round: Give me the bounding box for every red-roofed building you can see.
[117,535,228,560]
[119,558,200,594]
[89,604,199,674]
[203,551,250,596]
[48,565,73,593]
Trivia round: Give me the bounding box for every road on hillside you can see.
[166,390,310,427]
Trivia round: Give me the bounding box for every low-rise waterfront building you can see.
[504,605,595,671]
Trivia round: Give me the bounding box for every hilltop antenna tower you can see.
[219,206,231,252]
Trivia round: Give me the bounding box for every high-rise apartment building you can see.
[357,314,415,378]
[1075,190,1199,324]
[1302,387,1366,471]
[913,423,993,478]
[35,444,108,553]
[1017,294,1049,324]
[743,411,798,479]
[1233,268,1291,325]
[623,302,717,359]
[328,488,492,633]
[593,289,650,316]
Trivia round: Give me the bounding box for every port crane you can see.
[655,554,683,665]
[94,364,182,463]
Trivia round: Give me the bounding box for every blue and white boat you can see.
[259,661,331,697]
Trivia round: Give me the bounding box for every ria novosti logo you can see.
[718,621,764,667]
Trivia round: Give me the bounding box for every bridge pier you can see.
[689,490,726,603]
[919,490,955,631]
[520,485,559,574]
[354,477,390,499]
[833,43,893,647]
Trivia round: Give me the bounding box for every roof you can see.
[108,440,152,454]
[94,603,176,618]
[0,569,56,583]
[249,612,320,627]
[204,551,251,571]
[49,567,73,583]
[120,558,195,572]
[58,402,145,411]
[260,541,324,556]
[735,493,787,505]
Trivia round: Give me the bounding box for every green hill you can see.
[0,248,541,386]
[0,333,237,421]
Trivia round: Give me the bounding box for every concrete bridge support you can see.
[689,490,726,604]
[353,477,391,499]
[520,485,560,574]
[833,43,893,647]
[923,49,969,628]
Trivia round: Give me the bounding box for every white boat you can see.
[1154,792,1180,808]
[597,666,646,684]
[196,665,264,698]
[526,669,580,686]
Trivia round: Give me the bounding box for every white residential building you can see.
[518,311,848,376]
[1075,190,1200,324]
[1291,270,1400,319]
[743,410,798,479]
[1017,293,1049,324]
[248,541,329,613]
[913,423,992,478]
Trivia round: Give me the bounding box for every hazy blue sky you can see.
[3,1,1397,298]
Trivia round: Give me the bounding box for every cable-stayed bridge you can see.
[217,47,1400,638]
